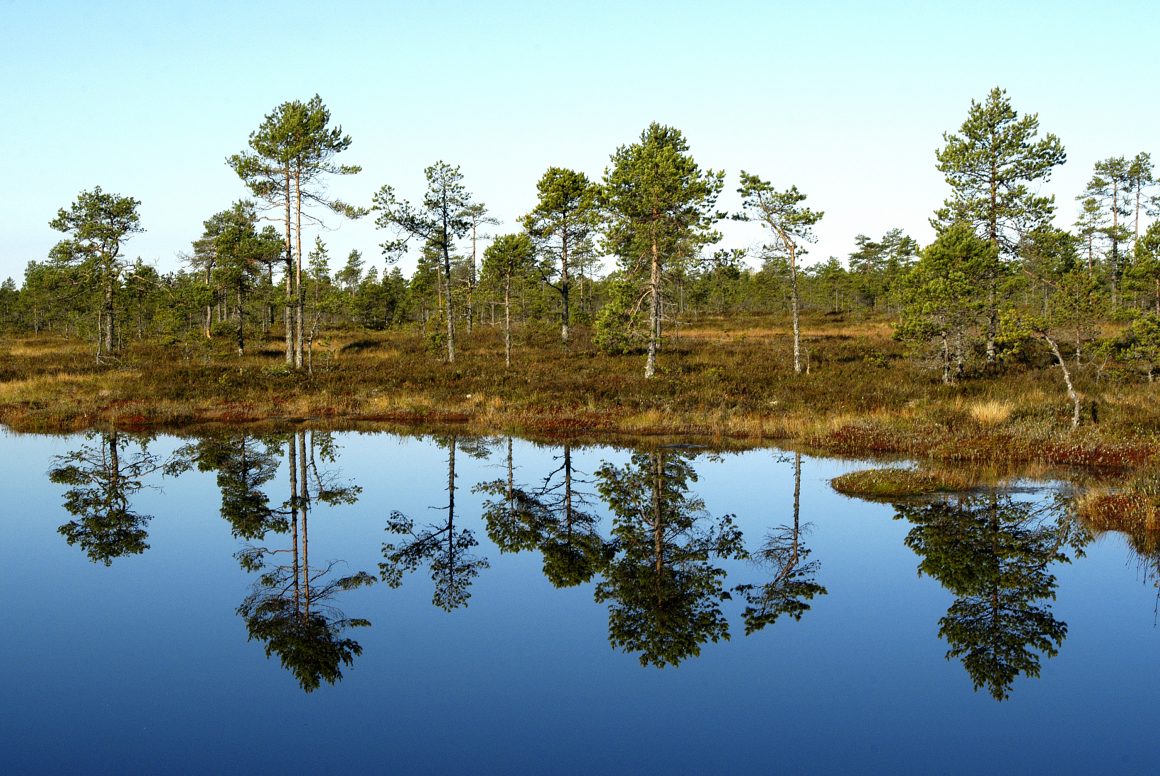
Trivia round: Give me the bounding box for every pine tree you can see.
[228,95,363,368]
[481,233,536,367]
[373,162,475,363]
[602,123,723,378]
[48,187,143,360]
[521,167,601,345]
[934,87,1066,362]
[735,174,824,374]
[896,223,998,384]
[1081,156,1132,306]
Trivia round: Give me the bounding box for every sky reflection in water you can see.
[1,430,1157,774]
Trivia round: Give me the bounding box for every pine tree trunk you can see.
[293,168,305,369]
[236,287,245,356]
[503,278,511,368]
[954,329,965,380]
[790,245,802,374]
[204,264,213,339]
[103,276,115,357]
[985,283,997,364]
[561,231,570,346]
[941,331,951,385]
[444,266,456,364]
[645,236,661,379]
[442,213,456,364]
[283,165,294,366]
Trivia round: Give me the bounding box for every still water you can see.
[1,429,1156,774]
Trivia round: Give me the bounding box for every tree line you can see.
[3,88,1158,394]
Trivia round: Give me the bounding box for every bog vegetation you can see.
[1,88,1159,476]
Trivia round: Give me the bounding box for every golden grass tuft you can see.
[969,400,1014,427]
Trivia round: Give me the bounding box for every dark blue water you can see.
[1,430,1156,774]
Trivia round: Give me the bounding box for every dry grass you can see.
[5,342,87,358]
[678,321,893,340]
[1,313,1158,473]
[969,399,1014,427]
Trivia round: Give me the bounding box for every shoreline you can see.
[3,325,1157,475]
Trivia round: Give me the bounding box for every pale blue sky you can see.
[2,0,1156,282]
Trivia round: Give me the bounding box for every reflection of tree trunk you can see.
[289,434,300,613]
[505,437,513,504]
[108,431,121,510]
[790,452,801,567]
[989,495,1000,628]
[447,437,457,592]
[299,432,310,617]
[564,445,573,527]
[653,452,664,578]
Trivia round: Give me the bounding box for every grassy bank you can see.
[2,314,1158,470]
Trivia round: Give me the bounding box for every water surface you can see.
[1,430,1156,774]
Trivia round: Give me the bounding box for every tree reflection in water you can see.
[48,429,1127,693]
[381,435,490,611]
[896,492,1086,701]
[179,432,285,539]
[478,439,609,588]
[594,448,745,667]
[233,431,373,692]
[735,452,827,633]
[49,430,171,565]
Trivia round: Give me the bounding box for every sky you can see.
[2,0,1157,283]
